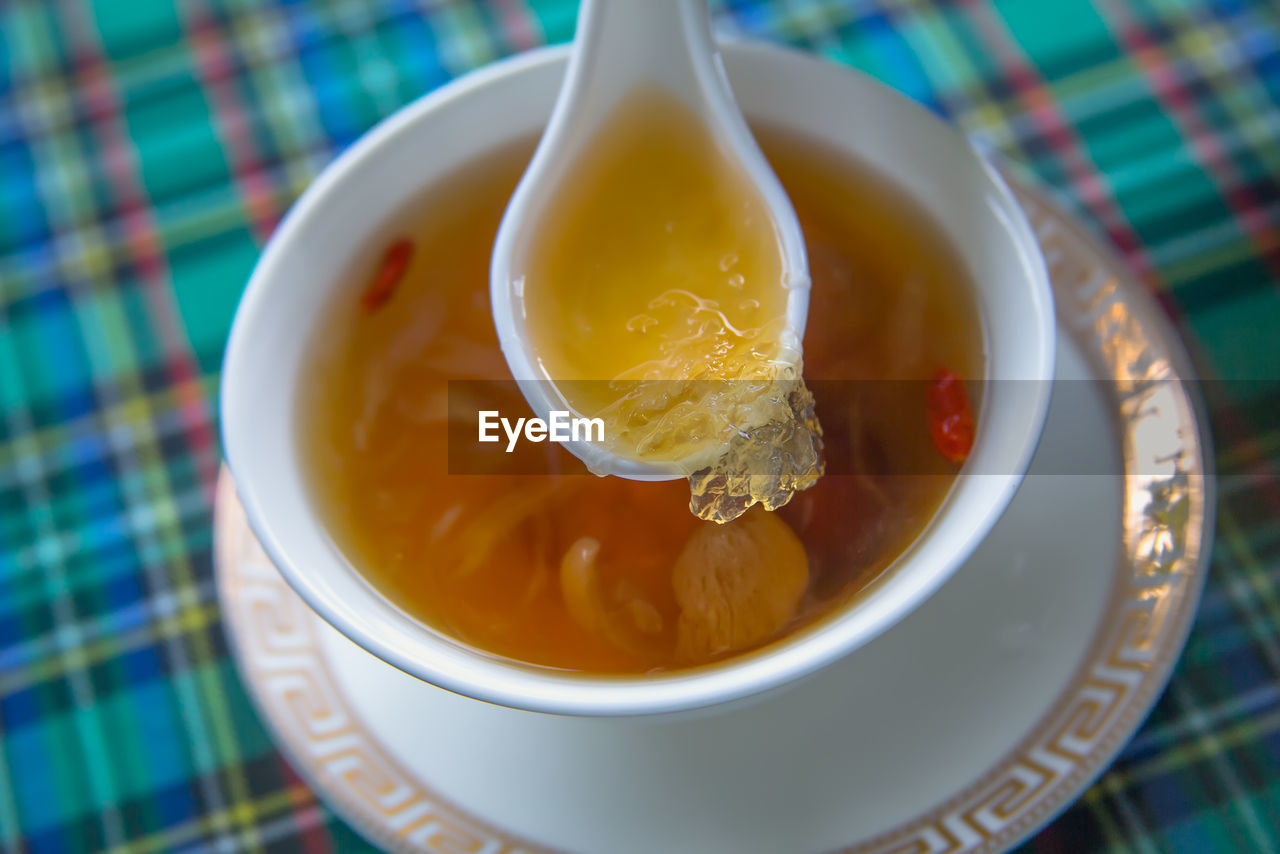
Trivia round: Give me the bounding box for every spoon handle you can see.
[563,0,722,114]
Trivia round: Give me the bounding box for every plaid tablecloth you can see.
[1,0,1278,851]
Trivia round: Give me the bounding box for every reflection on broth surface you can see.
[302,130,982,673]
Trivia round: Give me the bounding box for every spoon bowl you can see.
[489,0,810,480]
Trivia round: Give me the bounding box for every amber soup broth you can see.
[301,130,983,674]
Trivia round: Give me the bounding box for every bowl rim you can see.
[220,41,1055,717]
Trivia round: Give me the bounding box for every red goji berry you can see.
[360,238,414,312]
[927,368,974,465]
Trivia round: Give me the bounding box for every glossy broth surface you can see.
[524,92,787,394]
[303,129,982,673]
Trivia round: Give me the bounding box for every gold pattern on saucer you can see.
[854,185,1211,854]
[214,475,547,854]
[213,177,1212,854]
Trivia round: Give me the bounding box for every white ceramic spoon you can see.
[489,0,811,480]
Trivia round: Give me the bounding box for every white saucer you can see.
[214,178,1213,854]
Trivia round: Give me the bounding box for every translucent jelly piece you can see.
[688,380,824,523]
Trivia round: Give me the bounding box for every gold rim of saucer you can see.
[213,173,1213,854]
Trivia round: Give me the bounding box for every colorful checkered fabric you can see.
[1,0,1278,851]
